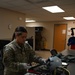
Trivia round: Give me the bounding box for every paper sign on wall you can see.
[62,30,66,34]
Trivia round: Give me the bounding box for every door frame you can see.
[53,24,67,52]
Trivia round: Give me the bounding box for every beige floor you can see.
[35,50,51,59]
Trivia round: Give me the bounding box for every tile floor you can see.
[35,50,51,59]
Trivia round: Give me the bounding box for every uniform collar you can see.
[13,39,24,49]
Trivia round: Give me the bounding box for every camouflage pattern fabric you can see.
[3,39,42,75]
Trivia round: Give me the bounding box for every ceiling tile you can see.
[52,0,75,5]
[0,0,75,21]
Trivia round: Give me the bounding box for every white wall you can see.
[26,27,35,50]
[0,7,26,40]
[0,7,75,50]
[26,22,54,50]
[26,21,75,50]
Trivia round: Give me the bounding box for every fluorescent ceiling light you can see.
[25,20,36,22]
[63,17,75,20]
[42,6,65,13]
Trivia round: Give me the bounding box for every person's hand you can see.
[39,58,46,65]
[22,63,32,69]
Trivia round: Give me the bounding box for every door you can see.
[53,24,67,52]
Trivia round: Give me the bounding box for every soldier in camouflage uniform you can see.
[3,26,46,75]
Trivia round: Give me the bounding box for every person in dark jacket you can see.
[3,26,46,75]
[67,30,75,50]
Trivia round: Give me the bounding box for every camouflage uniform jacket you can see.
[3,39,41,75]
